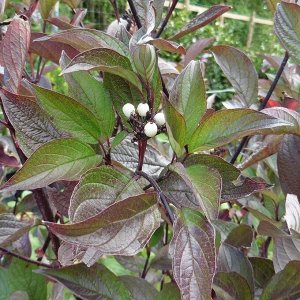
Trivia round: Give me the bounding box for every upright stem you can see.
[156,0,180,37]
[230,51,289,164]
[33,189,60,255]
[137,139,147,171]
[136,170,175,224]
[127,0,142,29]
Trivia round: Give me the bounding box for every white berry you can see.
[122,103,135,119]
[144,122,158,137]
[154,112,166,126]
[137,103,150,117]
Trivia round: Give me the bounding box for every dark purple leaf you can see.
[36,263,131,300]
[211,45,258,107]
[0,89,65,156]
[183,37,215,67]
[0,16,30,93]
[171,5,231,40]
[221,177,271,201]
[217,243,254,294]
[274,2,300,64]
[170,208,216,300]
[30,32,78,64]
[47,181,78,217]
[278,134,300,198]
[0,213,32,247]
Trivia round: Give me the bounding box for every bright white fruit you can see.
[122,103,135,119]
[137,103,150,117]
[154,112,166,126]
[144,122,158,137]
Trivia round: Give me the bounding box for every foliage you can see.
[0,0,300,299]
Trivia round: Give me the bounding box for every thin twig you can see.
[156,0,180,38]
[0,246,54,268]
[33,188,60,256]
[141,244,151,278]
[109,0,120,22]
[230,51,289,164]
[136,170,175,224]
[127,0,142,29]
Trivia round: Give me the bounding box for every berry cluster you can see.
[122,103,166,140]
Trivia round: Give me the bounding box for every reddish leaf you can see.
[221,177,271,201]
[183,37,215,67]
[30,33,78,65]
[47,17,74,30]
[47,181,78,217]
[278,134,300,198]
[0,144,20,168]
[150,39,186,55]
[171,5,231,40]
[210,45,258,107]
[0,16,30,93]
[34,28,130,57]
[218,243,254,294]
[170,208,216,300]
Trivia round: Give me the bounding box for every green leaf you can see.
[62,48,143,92]
[119,276,158,300]
[260,261,300,300]
[170,162,221,220]
[169,60,206,143]
[0,89,64,157]
[34,28,130,56]
[224,224,253,248]
[171,5,231,40]
[46,192,160,266]
[170,208,216,300]
[213,272,253,300]
[0,259,47,300]
[0,213,32,247]
[33,85,102,144]
[103,73,143,123]
[163,99,186,156]
[36,263,131,300]
[155,283,181,300]
[111,131,128,149]
[210,45,258,107]
[249,257,275,289]
[63,0,81,8]
[68,166,143,221]
[39,0,58,19]
[184,154,240,182]
[0,138,102,192]
[189,108,294,152]
[274,2,300,64]
[60,52,115,138]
